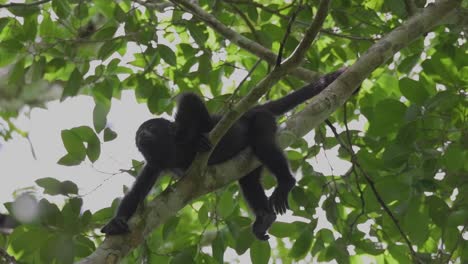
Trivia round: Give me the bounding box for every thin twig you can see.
[281,0,330,68]
[224,58,262,111]
[169,0,321,82]
[327,106,420,262]
[276,3,302,66]
[0,0,50,8]
[320,29,376,42]
[26,134,37,160]
[343,104,366,233]
[227,3,261,42]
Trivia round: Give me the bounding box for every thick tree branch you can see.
[77,1,460,262]
[168,0,321,82]
[404,0,419,16]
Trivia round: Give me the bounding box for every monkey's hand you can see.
[269,178,296,215]
[101,217,130,235]
[197,133,212,152]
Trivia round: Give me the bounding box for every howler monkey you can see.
[101,68,345,240]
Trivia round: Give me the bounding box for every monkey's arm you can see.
[101,165,161,235]
[174,93,213,151]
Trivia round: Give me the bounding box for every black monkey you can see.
[101,68,346,240]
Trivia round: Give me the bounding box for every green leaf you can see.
[354,240,385,255]
[442,144,465,172]
[60,181,78,195]
[36,178,78,196]
[147,93,172,114]
[58,153,83,166]
[10,226,49,254]
[198,204,209,225]
[286,150,303,160]
[376,178,411,204]
[93,101,110,133]
[0,17,10,32]
[403,197,429,246]
[158,44,177,66]
[212,231,226,263]
[217,190,236,218]
[8,59,25,86]
[74,3,88,19]
[187,23,208,47]
[61,129,86,161]
[399,78,429,105]
[30,56,46,82]
[72,126,101,162]
[234,227,254,255]
[98,39,123,60]
[289,230,313,259]
[94,0,116,18]
[163,216,180,240]
[323,196,338,224]
[269,222,297,238]
[369,99,407,136]
[382,144,411,168]
[52,0,71,19]
[318,229,335,244]
[92,207,114,224]
[62,68,83,99]
[74,235,95,257]
[387,244,411,263]
[8,5,39,17]
[250,240,271,264]
[36,177,62,195]
[427,195,450,227]
[38,199,62,226]
[103,127,118,142]
[171,248,196,264]
[447,209,468,226]
[93,25,118,41]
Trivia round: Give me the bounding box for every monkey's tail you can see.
[261,67,347,116]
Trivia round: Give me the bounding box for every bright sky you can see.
[0,92,153,212]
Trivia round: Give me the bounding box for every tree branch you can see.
[189,0,330,175]
[281,0,330,69]
[404,0,418,16]
[0,247,17,264]
[0,0,50,8]
[168,0,321,82]
[77,0,460,262]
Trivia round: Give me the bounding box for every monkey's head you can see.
[136,118,175,167]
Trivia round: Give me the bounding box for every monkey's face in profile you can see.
[136,118,176,168]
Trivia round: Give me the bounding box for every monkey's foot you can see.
[269,178,295,215]
[252,211,276,241]
[101,217,130,235]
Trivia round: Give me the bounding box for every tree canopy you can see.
[0,0,466,263]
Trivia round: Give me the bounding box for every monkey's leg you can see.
[249,111,296,215]
[239,167,276,241]
[101,165,160,235]
[175,93,213,151]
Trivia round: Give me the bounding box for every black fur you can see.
[101,69,345,240]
